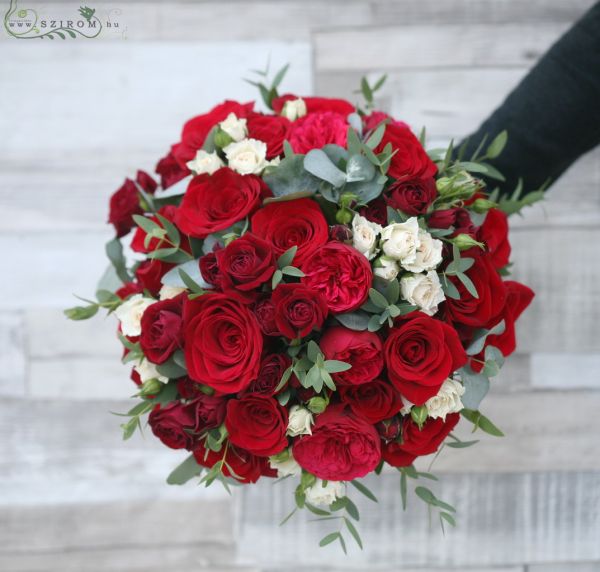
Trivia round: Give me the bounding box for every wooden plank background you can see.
[0,1,598,571]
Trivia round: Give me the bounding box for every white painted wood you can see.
[235,471,600,567]
[0,313,26,397]
[530,354,600,390]
[314,24,569,71]
[528,563,600,572]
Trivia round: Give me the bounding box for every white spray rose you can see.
[134,358,168,383]
[219,112,247,142]
[400,271,446,316]
[114,294,154,337]
[224,138,268,175]
[269,451,302,477]
[380,217,421,266]
[305,480,345,507]
[425,378,465,421]
[374,256,400,281]
[186,150,224,176]
[159,285,187,300]
[352,214,382,260]
[281,98,307,121]
[286,405,314,437]
[403,230,443,273]
[400,396,414,416]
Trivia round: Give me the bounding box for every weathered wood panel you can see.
[531,354,600,390]
[0,313,26,397]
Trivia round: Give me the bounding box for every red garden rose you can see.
[135,259,174,296]
[384,314,468,405]
[382,414,460,467]
[445,253,507,328]
[359,197,388,226]
[478,208,511,269]
[172,100,254,167]
[271,283,329,340]
[199,252,220,286]
[225,395,288,457]
[320,326,384,385]
[289,111,348,154]
[175,168,267,239]
[189,391,227,432]
[386,177,437,215]
[155,150,189,189]
[244,354,292,396]
[428,207,477,236]
[293,405,381,481]
[193,441,276,484]
[253,296,279,336]
[215,232,276,301]
[375,123,437,181]
[272,95,355,117]
[183,293,263,394]
[108,178,142,238]
[247,113,291,158]
[301,242,372,313]
[339,379,402,424]
[139,294,184,364]
[251,198,329,266]
[149,402,196,450]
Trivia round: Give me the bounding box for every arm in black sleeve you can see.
[459,2,600,197]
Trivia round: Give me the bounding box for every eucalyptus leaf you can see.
[167,454,203,485]
[460,367,490,410]
[304,149,347,188]
[335,311,370,331]
[161,259,212,289]
[346,154,375,183]
[263,155,321,197]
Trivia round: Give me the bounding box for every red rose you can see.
[225,395,288,457]
[428,208,476,236]
[272,95,355,117]
[199,252,220,286]
[329,225,353,242]
[478,208,511,269]
[215,233,275,301]
[382,414,460,467]
[301,242,372,314]
[293,405,381,481]
[193,442,276,484]
[375,123,437,181]
[183,293,263,394]
[136,170,158,194]
[139,294,184,364]
[188,392,227,432]
[384,315,468,405]
[271,283,329,340]
[340,379,402,424]
[175,168,267,239]
[251,198,329,267]
[155,150,189,189]
[247,114,291,158]
[149,402,196,450]
[252,296,279,336]
[319,326,383,385]
[288,111,347,154]
[244,354,291,396]
[116,282,143,299]
[445,253,507,328]
[359,197,388,226]
[386,177,437,215]
[135,259,174,297]
[172,100,254,167]
[131,205,181,254]
[108,178,142,237]
[362,111,393,132]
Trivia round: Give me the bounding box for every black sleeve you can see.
[458,2,600,197]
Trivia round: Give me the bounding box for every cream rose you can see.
[425,378,465,421]
[219,112,247,142]
[281,98,307,121]
[114,294,154,337]
[286,405,314,437]
[352,214,382,260]
[134,358,168,383]
[305,479,345,507]
[374,256,400,281]
[269,450,301,477]
[403,230,443,273]
[224,138,268,175]
[186,150,224,176]
[380,217,421,265]
[159,285,187,300]
[400,271,446,316]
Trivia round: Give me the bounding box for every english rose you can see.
[149,402,196,450]
[175,168,267,239]
[219,112,248,142]
[400,271,445,316]
[384,314,468,405]
[287,405,314,437]
[251,198,329,266]
[288,111,347,154]
[292,405,381,481]
[280,98,307,121]
[224,138,269,175]
[139,294,184,364]
[247,114,291,158]
[301,242,372,313]
[215,233,276,301]
[386,177,437,215]
[186,150,224,176]
[374,256,400,281]
[114,294,155,337]
[478,208,511,269]
[187,390,227,431]
[225,395,288,457]
[271,283,329,340]
[339,379,402,424]
[352,213,382,259]
[199,252,220,286]
[320,326,383,385]
[380,217,421,266]
[359,197,388,226]
[244,353,291,396]
[183,293,263,393]
[425,378,465,420]
[135,259,174,297]
[403,230,443,273]
[252,296,280,336]
[305,480,345,507]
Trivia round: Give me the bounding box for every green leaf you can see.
[461,409,504,437]
[324,360,352,374]
[263,155,321,198]
[368,288,389,309]
[282,266,304,278]
[460,366,490,410]
[319,532,340,547]
[155,213,181,247]
[64,304,99,320]
[335,311,370,331]
[105,237,131,283]
[156,356,187,379]
[457,271,479,298]
[344,497,360,521]
[179,269,205,294]
[486,130,508,159]
[275,365,293,393]
[350,480,378,503]
[440,511,456,527]
[132,214,160,235]
[346,127,363,157]
[346,154,375,183]
[344,517,363,549]
[166,454,203,485]
[304,149,347,188]
[361,76,373,103]
[305,503,331,517]
[446,439,479,449]
[415,486,436,505]
[307,340,322,363]
[272,62,290,89]
[365,121,387,149]
[466,320,506,355]
[271,269,283,289]
[277,246,297,269]
[367,314,383,332]
[279,508,297,526]
[400,471,407,510]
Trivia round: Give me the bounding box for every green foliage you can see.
[355,74,387,110]
[105,237,131,284]
[361,281,417,331]
[245,61,290,109]
[461,409,505,437]
[166,454,203,485]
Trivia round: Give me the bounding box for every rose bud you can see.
[376,417,401,441]
[410,405,428,429]
[329,224,353,242]
[471,198,498,214]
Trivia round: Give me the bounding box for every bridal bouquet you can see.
[67,67,539,551]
